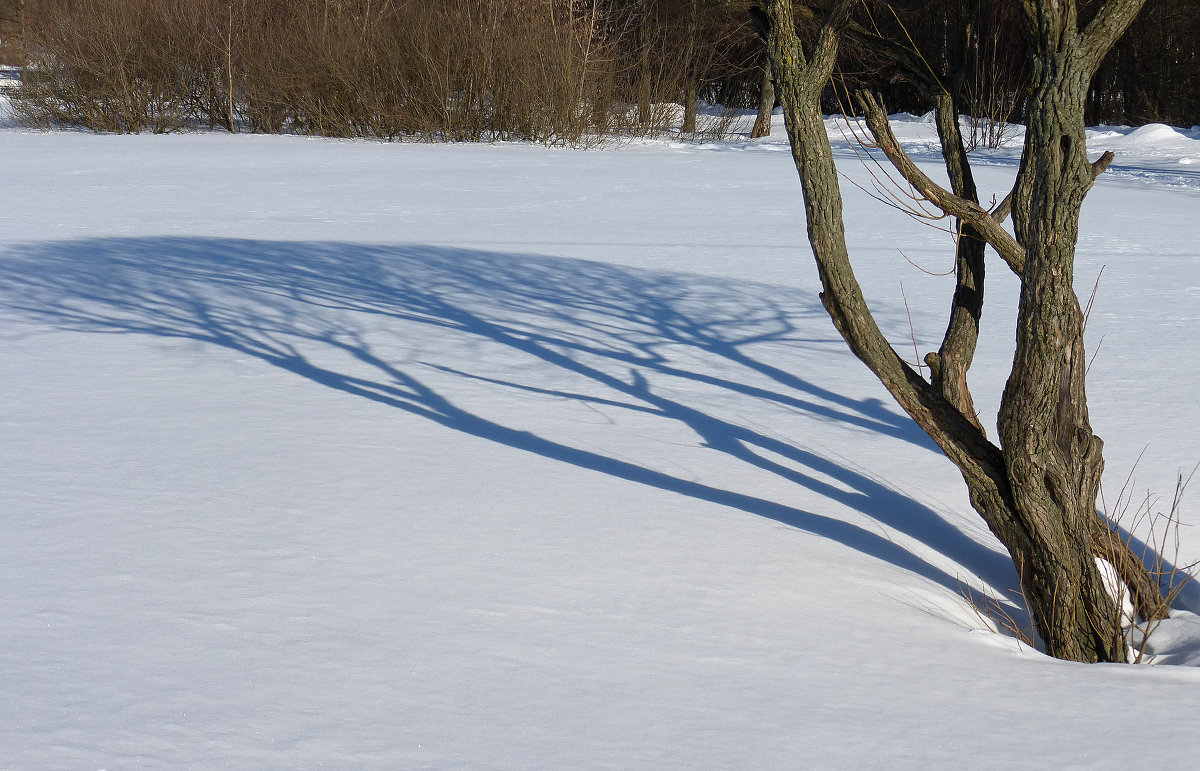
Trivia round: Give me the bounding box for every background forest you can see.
[0,0,1196,140]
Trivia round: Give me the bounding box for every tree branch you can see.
[789,2,941,93]
[926,91,986,431]
[856,90,1027,276]
[1079,0,1151,73]
[806,0,858,87]
[763,0,1005,487]
[991,150,1114,224]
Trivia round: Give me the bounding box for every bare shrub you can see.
[14,0,193,133]
[11,0,759,144]
[961,1,1025,151]
[958,580,1038,650]
[1099,460,1199,662]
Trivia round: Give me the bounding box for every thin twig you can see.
[900,281,924,375]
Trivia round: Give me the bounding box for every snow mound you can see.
[1084,122,1200,185]
[1122,123,1188,144]
[1136,612,1200,666]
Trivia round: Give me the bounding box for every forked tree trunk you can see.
[759,0,1159,663]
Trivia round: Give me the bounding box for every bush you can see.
[12,0,758,144]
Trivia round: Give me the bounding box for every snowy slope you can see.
[3,110,1200,767]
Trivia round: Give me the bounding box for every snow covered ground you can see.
[3,106,1200,767]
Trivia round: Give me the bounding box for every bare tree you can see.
[756,0,1166,663]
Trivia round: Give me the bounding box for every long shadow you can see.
[0,237,1017,596]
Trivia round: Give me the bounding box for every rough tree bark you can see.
[758,0,1162,663]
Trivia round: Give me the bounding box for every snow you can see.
[2,105,1200,767]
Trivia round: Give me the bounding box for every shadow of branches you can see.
[0,237,1017,596]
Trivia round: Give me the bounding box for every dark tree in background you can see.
[1088,0,1200,126]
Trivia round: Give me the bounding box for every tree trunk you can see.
[635,14,652,127]
[225,1,237,134]
[751,63,774,138]
[995,0,1153,662]
[680,0,700,135]
[759,0,1159,663]
[681,81,698,133]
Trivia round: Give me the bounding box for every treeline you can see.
[4,0,760,141]
[1089,0,1200,127]
[1,0,1196,141]
[858,0,1200,129]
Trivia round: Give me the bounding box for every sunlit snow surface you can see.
[3,105,1200,767]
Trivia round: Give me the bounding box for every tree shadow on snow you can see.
[0,237,1025,602]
